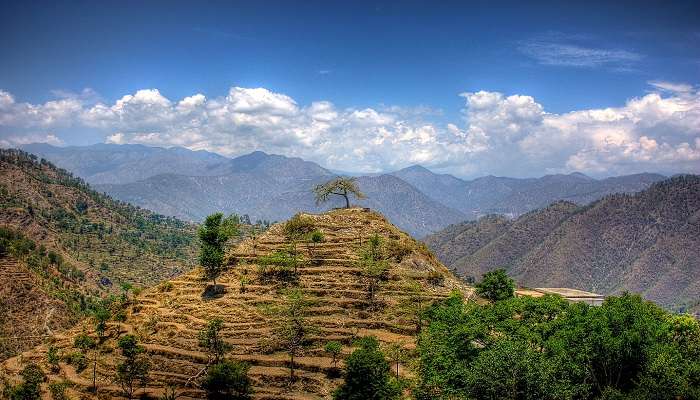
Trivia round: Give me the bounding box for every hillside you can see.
[425,175,700,312]
[1,208,471,399]
[0,149,197,358]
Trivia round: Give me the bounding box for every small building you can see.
[516,287,605,306]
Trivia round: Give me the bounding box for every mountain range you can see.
[21,143,666,237]
[425,175,700,313]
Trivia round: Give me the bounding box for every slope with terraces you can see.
[1,208,472,399]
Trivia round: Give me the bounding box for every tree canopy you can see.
[313,177,366,208]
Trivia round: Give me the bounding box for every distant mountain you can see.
[20,143,229,184]
[22,143,666,237]
[424,175,700,312]
[393,165,665,220]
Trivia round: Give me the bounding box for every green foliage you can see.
[283,214,315,240]
[313,177,366,208]
[333,337,400,400]
[325,341,343,368]
[7,363,45,400]
[73,333,96,351]
[309,229,324,244]
[474,268,514,302]
[198,318,230,362]
[46,345,60,371]
[202,360,253,400]
[47,381,70,400]
[198,213,238,285]
[415,292,700,400]
[65,351,88,372]
[273,289,317,381]
[116,335,150,399]
[357,234,390,306]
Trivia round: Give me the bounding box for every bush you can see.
[48,381,71,400]
[8,363,45,400]
[333,337,400,400]
[65,352,88,372]
[474,268,514,302]
[283,214,315,239]
[384,239,412,262]
[202,360,253,400]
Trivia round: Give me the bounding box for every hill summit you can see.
[1,208,471,399]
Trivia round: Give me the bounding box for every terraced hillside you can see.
[1,208,471,399]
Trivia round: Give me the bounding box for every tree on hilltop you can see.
[313,177,366,208]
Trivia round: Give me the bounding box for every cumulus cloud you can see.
[0,83,699,178]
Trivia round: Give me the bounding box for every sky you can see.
[0,0,699,178]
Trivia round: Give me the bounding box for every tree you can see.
[199,318,230,363]
[398,279,428,334]
[202,360,253,400]
[325,341,342,369]
[274,289,316,381]
[333,337,400,400]
[116,335,150,400]
[357,234,389,307]
[8,363,45,400]
[383,342,407,380]
[198,213,239,286]
[308,229,325,259]
[475,268,514,302]
[313,177,366,209]
[92,302,111,341]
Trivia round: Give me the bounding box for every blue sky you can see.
[1,1,699,177]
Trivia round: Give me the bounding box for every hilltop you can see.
[0,149,197,358]
[425,175,700,312]
[1,208,471,399]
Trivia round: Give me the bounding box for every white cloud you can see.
[1,83,699,177]
[518,33,642,70]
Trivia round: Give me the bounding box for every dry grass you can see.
[1,208,471,399]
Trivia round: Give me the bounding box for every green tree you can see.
[308,229,324,259]
[8,363,45,400]
[92,303,111,341]
[313,177,366,208]
[116,335,150,400]
[198,318,230,363]
[273,289,316,381]
[357,234,389,307]
[198,213,239,286]
[475,268,514,302]
[46,345,60,372]
[325,341,342,369]
[383,342,407,380]
[333,337,400,400]
[202,360,253,400]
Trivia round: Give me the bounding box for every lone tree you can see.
[116,335,150,400]
[474,268,515,302]
[199,213,240,286]
[357,234,389,307]
[199,318,230,363]
[313,177,366,208]
[273,289,317,382]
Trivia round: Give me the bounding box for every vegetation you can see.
[273,289,316,381]
[357,234,390,307]
[333,337,400,400]
[198,318,230,363]
[4,363,45,400]
[474,268,514,301]
[313,177,366,208]
[198,213,239,286]
[115,335,150,399]
[202,360,253,400]
[415,291,700,400]
[325,341,342,369]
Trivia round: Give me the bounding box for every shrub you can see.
[65,352,88,372]
[48,381,71,400]
[202,360,253,400]
[283,214,315,239]
[384,238,412,262]
[333,337,400,400]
